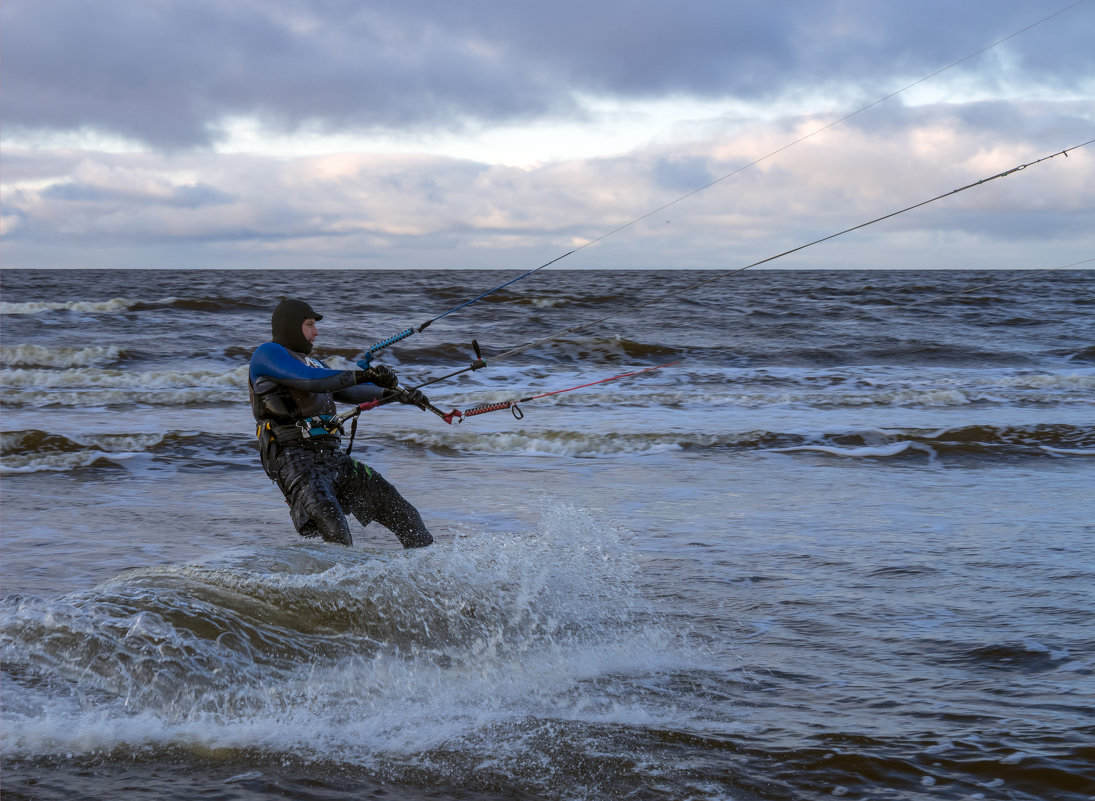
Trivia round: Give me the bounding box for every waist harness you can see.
[256,416,343,478]
[259,415,343,444]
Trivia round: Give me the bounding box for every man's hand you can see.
[359,365,399,389]
[399,387,429,408]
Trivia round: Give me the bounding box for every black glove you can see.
[399,387,429,407]
[361,365,399,389]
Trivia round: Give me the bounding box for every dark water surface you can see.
[2,269,1094,800]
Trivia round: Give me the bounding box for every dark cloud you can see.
[42,181,233,208]
[4,0,1091,149]
[846,98,1095,145]
[651,156,716,192]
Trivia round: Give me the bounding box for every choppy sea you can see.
[2,268,1093,801]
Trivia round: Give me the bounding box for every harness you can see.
[295,414,342,440]
[257,415,342,445]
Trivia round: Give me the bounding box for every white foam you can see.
[1040,446,1095,456]
[0,297,176,315]
[1,505,698,775]
[1021,639,1070,661]
[1,388,244,408]
[399,428,711,457]
[0,431,173,473]
[0,449,141,474]
[772,441,916,458]
[1,344,124,368]
[1,364,249,390]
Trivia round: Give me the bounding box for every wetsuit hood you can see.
[271,299,323,354]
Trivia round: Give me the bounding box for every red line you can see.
[524,361,680,401]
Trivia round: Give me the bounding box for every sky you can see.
[2,0,1094,271]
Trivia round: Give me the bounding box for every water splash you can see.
[2,503,690,781]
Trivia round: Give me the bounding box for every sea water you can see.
[2,268,1093,800]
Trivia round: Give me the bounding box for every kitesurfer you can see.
[249,299,434,548]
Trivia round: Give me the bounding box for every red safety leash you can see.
[459,361,680,421]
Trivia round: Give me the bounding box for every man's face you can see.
[302,317,318,345]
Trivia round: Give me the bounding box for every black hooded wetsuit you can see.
[248,300,433,548]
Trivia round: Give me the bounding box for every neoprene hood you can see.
[271,299,323,354]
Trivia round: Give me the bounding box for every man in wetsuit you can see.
[249,298,433,548]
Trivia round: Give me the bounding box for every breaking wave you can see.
[413,423,1095,460]
[1,506,690,801]
[0,297,154,315]
[1,365,248,390]
[3,362,1091,410]
[1,344,128,368]
[0,365,249,408]
[767,423,1095,460]
[5,423,1092,473]
[0,295,263,316]
[0,429,253,473]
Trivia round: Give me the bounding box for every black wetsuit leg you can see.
[273,443,354,545]
[336,456,434,549]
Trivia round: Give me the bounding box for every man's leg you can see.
[339,459,433,548]
[275,446,354,545]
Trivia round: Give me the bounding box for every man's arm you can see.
[333,383,386,404]
[249,342,359,393]
[250,342,392,403]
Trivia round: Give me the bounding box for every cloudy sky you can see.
[2,0,1093,271]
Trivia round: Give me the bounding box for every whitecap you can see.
[0,298,139,315]
[1,344,124,368]
[771,441,916,458]
[1040,446,1095,456]
[1,364,249,390]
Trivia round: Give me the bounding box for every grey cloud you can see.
[1,0,569,148]
[845,100,1095,152]
[6,98,1091,271]
[4,0,1091,149]
[42,181,233,208]
[651,156,716,192]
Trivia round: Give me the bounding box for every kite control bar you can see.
[334,386,461,426]
[394,383,463,425]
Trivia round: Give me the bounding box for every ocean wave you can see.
[376,335,684,369]
[770,423,1095,460]
[0,297,168,315]
[1063,344,1095,363]
[0,387,245,409]
[0,446,142,473]
[426,283,632,310]
[1,364,248,389]
[1,343,128,368]
[403,422,1095,460]
[932,638,1078,674]
[1,365,250,409]
[788,372,1095,408]
[6,422,1091,472]
[1040,446,1095,455]
[448,372,1095,412]
[0,429,252,473]
[0,507,683,768]
[401,429,715,457]
[5,362,1089,412]
[0,295,258,316]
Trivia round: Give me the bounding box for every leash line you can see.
[459,361,681,421]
